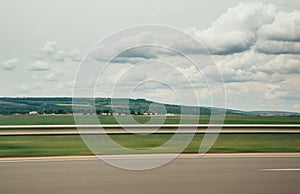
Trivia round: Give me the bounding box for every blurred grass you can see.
[0,115,299,125]
[1,115,299,157]
[1,134,300,157]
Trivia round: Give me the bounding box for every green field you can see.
[0,134,300,157]
[0,115,299,125]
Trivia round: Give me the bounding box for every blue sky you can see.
[1,0,300,112]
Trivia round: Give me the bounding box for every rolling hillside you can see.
[0,97,299,116]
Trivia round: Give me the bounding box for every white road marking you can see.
[0,158,98,163]
[261,168,300,171]
[1,153,300,163]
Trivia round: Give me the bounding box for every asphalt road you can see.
[1,154,300,194]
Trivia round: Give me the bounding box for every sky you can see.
[0,0,300,112]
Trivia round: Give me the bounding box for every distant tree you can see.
[45,109,53,114]
[56,109,66,114]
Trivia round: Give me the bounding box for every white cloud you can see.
[117,47,161,59]
[94,3,297,57]
[86,2,284,57]
[255,39,300,55]
[69,49,82,62]
[258,11,300,42]
[88,2,297,60]
[223,81,288,111]
[1,58,19,71]
[258,54,300,74]
[53,50,67,61]
[89,3,299,60]
[38,41,82,62]
[264,84,287,99]
[40,41,56,54]
[214,50,300,83]
[90,28,212,63]
[29,61,50,71]
[192,2,276,54]
[45,72,58,81]
[255,11,300,54]
[212,50,268,82]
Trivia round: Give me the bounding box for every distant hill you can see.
[0,97,299,116]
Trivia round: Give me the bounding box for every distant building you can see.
[29,111,39,115]
[72,113,84,116]
[165,113,175,116]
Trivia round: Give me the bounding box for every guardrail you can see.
[0,125,300,135]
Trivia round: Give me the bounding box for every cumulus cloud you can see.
[214,50,300,83]
[38,41,82,62]
[40,41,56,55]
[95,57,210,105]
[192,2,276,55]
[87,3,279,61]
[258,55,300,74]
[258,11,300,42]
[264,84,287,99]
[97,3,290,57]
[45,72,58,81]
[90,27,211,63]
[110,57,145,64]
[223,81,293,111]
[188,3,300,56]
[89,2,299,58]
[69,49,82,62]
[53,50,67,61]
[110,46,181,64]
[29,61,50,71]
[1,58,19,71]
[255,11,300,54]
[117,47,161,59]
[255,40,300,54]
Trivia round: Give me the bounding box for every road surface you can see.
[1,154,300,194]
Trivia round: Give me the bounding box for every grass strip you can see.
[0,115,299,125]
[0,134,300,157]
